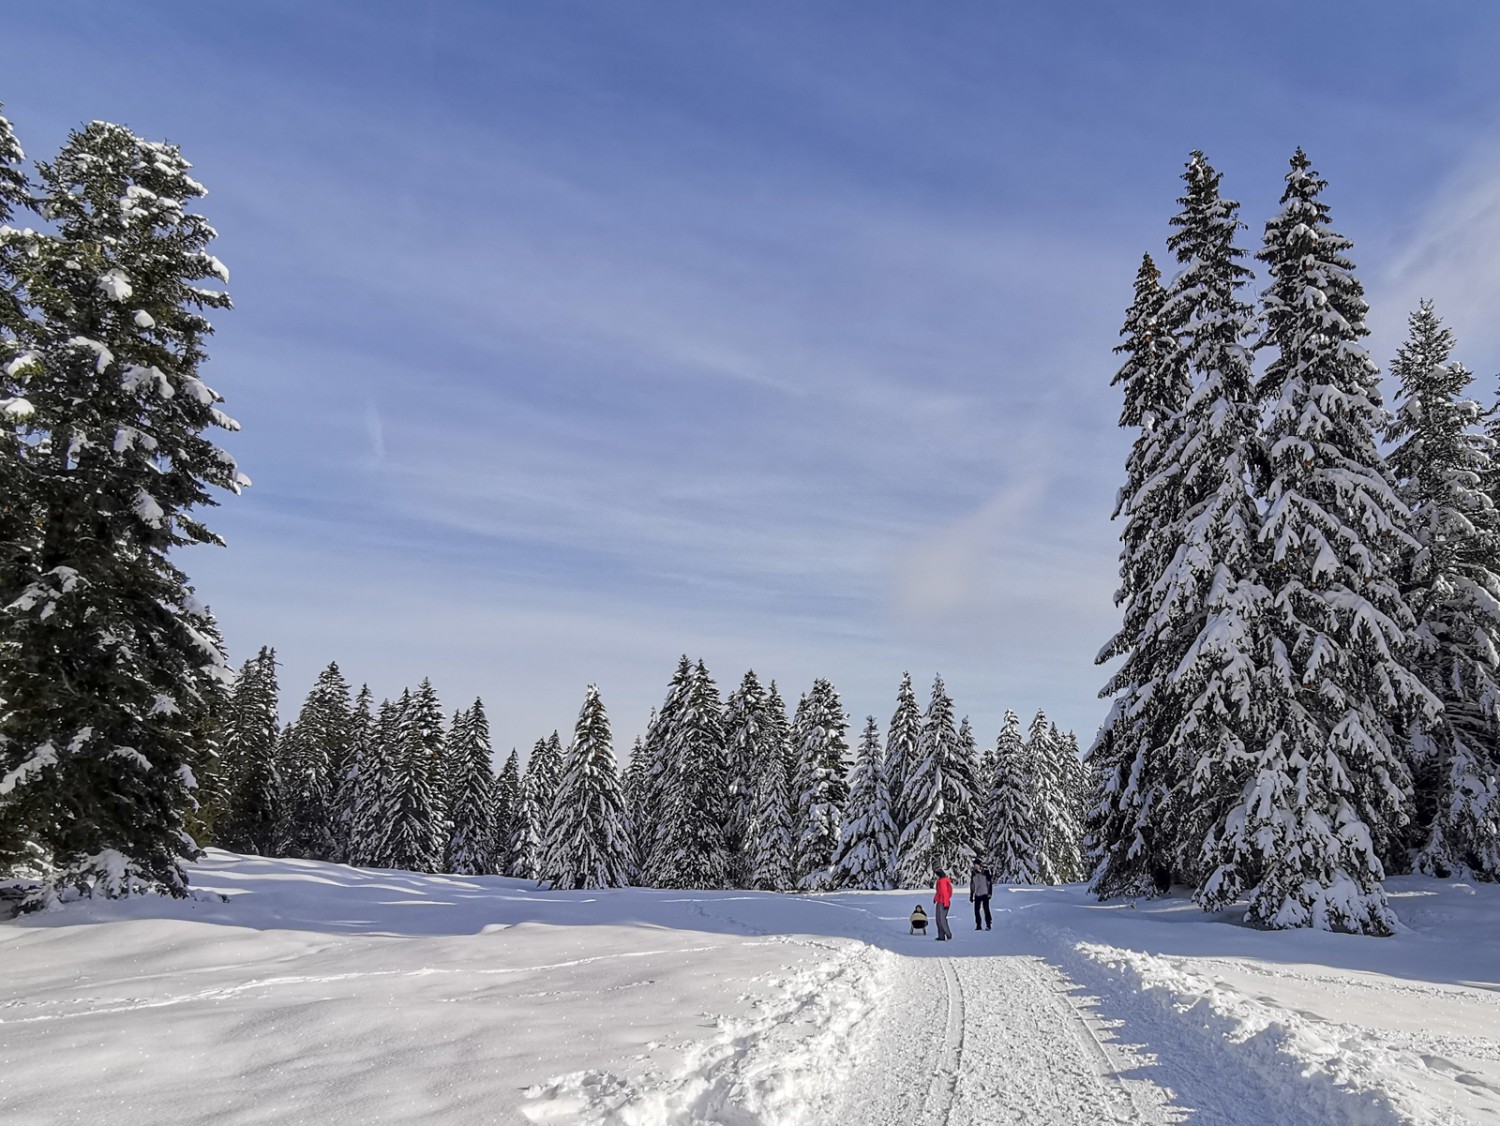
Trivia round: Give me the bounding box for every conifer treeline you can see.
[201,653,1085,891]
[1090,149,1500,935]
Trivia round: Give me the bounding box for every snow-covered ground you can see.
[3,853,1497,1125]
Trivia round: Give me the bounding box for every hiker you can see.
[932,869,954,941]
[970,859,994,931]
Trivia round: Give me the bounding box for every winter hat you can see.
[935,869,946,878]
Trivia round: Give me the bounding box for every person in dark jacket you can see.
[969,859,994,930]
[933,870,954,941]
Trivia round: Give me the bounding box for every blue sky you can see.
[6,3,1500,757]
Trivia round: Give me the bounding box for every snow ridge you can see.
[1068,938,1464,1126]
[521,939,891,1126]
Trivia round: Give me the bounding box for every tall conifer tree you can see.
[723,670,770,887]
[491,748,522,876]
[885,672,922,865]
[331,686,373,863]
[1205,149,1430,934]
[382,689,444,873]
[1388,301,1500,879]
[653,660,730,888]
[897,676,961,885]
[0,120,245,901]
[1030,711,1082,882]
[218,648,281,857]
[349,696,396,867]
[278,661,351,861]
[1146,151,1266,896]
[1089,252,1193,898]
[987,711,1041,883]
[640,659,692,885]
[542,686,633,889]
[445,699,497,875]
[791,678,849,888]
[749,683,795,890]
[831,717,897,889]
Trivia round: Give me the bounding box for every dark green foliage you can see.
[723,670,771,887]
[381,686,445,873]
[0,117,243,902]
[491,748,521,875]
[349,696,395,867]
[986,710,1040,883]
[884,672,921,853]
[749,683,795,890]
[445,699,496,875]
[278,662,351,861]
[1388,302,1500,879]
[791,677,849,888]
[216,649,281,857]
[542,685,633,889]
[652,660,730,889]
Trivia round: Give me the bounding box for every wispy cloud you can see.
[1375,136,1500,370]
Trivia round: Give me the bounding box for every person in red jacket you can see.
[932,869,954,941]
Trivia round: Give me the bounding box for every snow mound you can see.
[522,940,891,1126]
[1073,939,1465,1126]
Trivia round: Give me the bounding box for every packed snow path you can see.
[677,891,1316,1126]
[4,853,1497,1125]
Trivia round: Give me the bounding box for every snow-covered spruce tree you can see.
[884,672,922,871]
[179,614,233,851]
[523,730,564,878]
[277,661,351,861]
[1387,301,1500,879]
[330,685,373,863]
[766,681,797,810]
[349,696,396,867]
[270,719,302,852]
[951,716,983,865]
[652,660,731,889]
[382,688,445,873]
[1030,712,1082,882]
[986,711,1042,884]
[1134,152,1269,902]
[621,734,648,878]
[1089,252,1195,899]
[897,676,975,884]
[723,670,770,887]
[507,764,541,880]
[638,658,692,886]
[831,716,897,889]
[749,681,796,890]
[445,699,496,875]
[1203,149,1432,935]
[0,121,246,901]
[217,648,282,856]
[1053,720,1088,875]
[541,685,633,889]
[0,105,39,620]
[896,679,945,887]
[491,748,521,875]
[791,678,850,888]
[1059,727,1088,832]
[507,740,549,881]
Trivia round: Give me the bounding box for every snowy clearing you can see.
[3,853,1497,1125]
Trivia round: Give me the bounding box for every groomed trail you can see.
[676,891,1338,1126]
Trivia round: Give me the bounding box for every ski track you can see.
[833,942,1156,1126]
